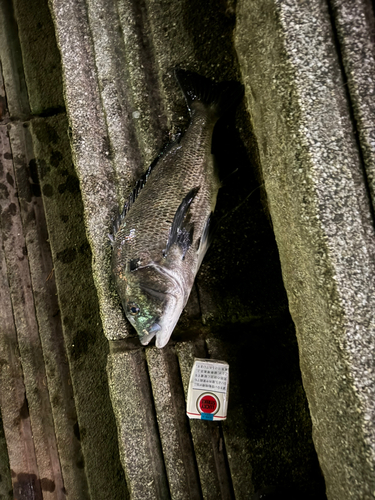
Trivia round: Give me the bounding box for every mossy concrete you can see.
[1,0,128,494]
[9,119,89,499]
[0,123,64,499]
[235,0,375,498]
[146,346,201,500]
[176,341,234,500]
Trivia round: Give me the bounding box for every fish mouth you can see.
[139,321,161,346]
[137,264,185,348]
[148,322,162,333]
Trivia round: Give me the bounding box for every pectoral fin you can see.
[196,212,216,270]
[163,187,199,259]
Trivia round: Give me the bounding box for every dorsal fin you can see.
[109,134,184,245]
[163,187,200,259]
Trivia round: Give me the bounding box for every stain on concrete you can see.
[34,123,59,145]
[0,183,9,199]
[42,184,54,197]
[12,473,42,500]
[79,241,91,257]
[71,330,97,360]
[40,477,55,492]
[56,247,76,264]
[58,175,80,195]
[50,150,63,168]
[37,159,50,180]
[5,173,14,187]
[3,152,12,160]
[8,203,16,216]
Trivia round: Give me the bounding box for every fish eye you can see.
[128,302,140,316]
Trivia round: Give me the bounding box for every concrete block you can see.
[107,347,169,500]
[0,1,29,119]
[49,0,128,341]
[0,412,12,500]
[330,0,375,208]
[235,0,375,497]
[146,346,201,500]
[0,225,39,500]
[206,337,254,499]
[8,120,89,499]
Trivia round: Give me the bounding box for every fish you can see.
[110,69,243,348]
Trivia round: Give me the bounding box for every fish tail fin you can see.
[175,68,244,119]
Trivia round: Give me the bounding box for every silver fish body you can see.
[111,70,243,348]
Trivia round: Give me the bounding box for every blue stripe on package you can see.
[201,413,214,421]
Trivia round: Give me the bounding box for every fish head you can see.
[119,264,185,348]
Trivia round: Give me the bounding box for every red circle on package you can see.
[199,394,217,414]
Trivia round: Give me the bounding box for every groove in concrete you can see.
[329,0,375,213]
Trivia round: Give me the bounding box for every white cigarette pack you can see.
[186,358,229,421]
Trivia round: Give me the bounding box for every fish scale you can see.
[111,69,243,348]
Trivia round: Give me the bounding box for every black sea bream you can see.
[110,69,243,348]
